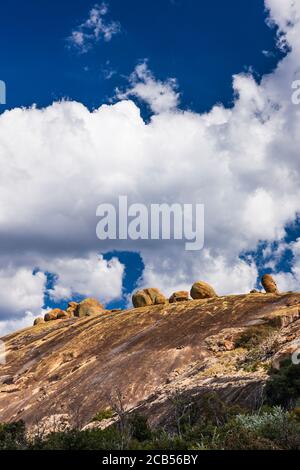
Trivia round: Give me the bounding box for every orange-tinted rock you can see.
[169,291,189,303]
[57,310,70,320]
[144,288,167,305]
[132,290,153,308]
[33,317,44,326]
[261,274,279,294]
[44,309,64,322]
[66,301,78,317]
[190,281,217,300]
[132,288,167,308]
[75,298,104,317]
[1,291,300,430]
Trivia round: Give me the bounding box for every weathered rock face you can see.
[144,288,167,305]
[44,309,65,322]
[132,288,167,308]
[190,281,217,300]
[169,291,189,303]
[33,317,44,326]
[57,310,71,320]
[66,301,78,317]
[132,290,153,308]
[1,292,300,431]
[271,340,300,370]
[261,274,279,294]
[74,298,104,317]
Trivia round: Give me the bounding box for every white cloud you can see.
[0,309,50,338]
[68,3,120,53]
[1,0,300,334]
[274,238,300,291]
[0,268,46,320]
[116,61,180,114]
[139,250,258,298]
[0,311,35,337]
[46,255,124,303]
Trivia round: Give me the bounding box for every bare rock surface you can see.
[1,292,300,430]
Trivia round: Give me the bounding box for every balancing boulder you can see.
[190,281,217,300]
[261,274,279,294]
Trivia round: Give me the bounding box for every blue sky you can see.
[1,0,300,331]
[0,0,283,114]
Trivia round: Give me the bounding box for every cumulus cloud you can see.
[274,239,300,291]
[68,3,120,53]
[46,255,124,303]
[116,61,180,114]
[1,0,300,334]
[0,309,51,338]
[0,268,46,319]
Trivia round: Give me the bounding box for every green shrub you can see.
[92,408,115,422]
[0,420,26,450]
[137,430,189,450]
[3,399,300,450]
[128,412,152,442]
[265,360,300,408]
[217,425,278,450]
[32,427,124,450]
[234,407,300,450]
[235,326,274,350]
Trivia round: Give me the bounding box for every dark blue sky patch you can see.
[103,251,144,309]
[0,0,284,114]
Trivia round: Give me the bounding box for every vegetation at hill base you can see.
[1,362,300,450]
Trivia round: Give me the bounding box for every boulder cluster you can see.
[33,298,105,326]
[131,274,281,309]
[132,280,219,308]
[33,273,281,326]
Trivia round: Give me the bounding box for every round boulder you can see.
[132,288,167,308]
[143,288,167,305]
[261,274,279,294]
[75,298,104,317]
[169,291,190,303]
[44,309,64,322]
[132,290,153,308]
[33,317,45,326]
[190,281,217,300]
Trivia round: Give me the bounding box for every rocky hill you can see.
[0,285,300,432]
